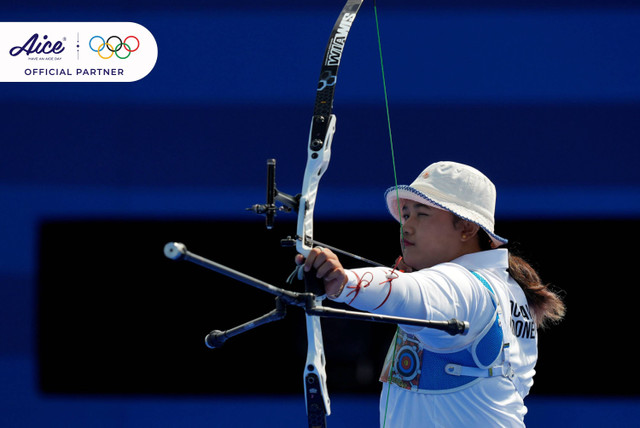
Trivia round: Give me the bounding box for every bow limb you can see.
[299,1,364,426]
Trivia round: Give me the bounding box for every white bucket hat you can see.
[384,161,507,247]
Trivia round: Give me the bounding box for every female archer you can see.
[298,161,565,427]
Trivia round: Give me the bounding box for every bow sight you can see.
[246,159,300,230]
[248,159,391,267]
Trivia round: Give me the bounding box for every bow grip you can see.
[296,114,337,257]
[303,267,327,298]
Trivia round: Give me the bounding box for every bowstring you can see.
[374,1,404,252]
[374,1,403,427]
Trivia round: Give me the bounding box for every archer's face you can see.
[399,200,465,270]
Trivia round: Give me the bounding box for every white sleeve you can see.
[331,267,427,318]
[331,264,496,350]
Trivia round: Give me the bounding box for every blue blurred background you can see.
[2,0,640,426]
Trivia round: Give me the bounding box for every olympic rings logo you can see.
[89,35,140,59]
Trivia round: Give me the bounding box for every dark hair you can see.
[458,218,566,329]
[505,251,565,329]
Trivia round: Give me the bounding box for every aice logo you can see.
[9,33,65,57]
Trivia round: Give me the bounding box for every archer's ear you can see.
[459,221,480,242]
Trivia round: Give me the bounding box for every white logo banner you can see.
[0,22,158,82]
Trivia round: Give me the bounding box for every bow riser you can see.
[297,114,336,256]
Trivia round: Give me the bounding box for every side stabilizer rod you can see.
[205,297,287,348]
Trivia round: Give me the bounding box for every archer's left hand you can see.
[295,248,348,299]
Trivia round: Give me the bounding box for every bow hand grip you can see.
[303,268,326,298]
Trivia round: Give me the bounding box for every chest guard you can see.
[380,271,519,395]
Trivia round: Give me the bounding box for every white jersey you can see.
[331,249,538,427]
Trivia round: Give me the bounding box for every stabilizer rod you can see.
[205,297,287,348]
[164,242,300,305]
[164,242,469,336]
